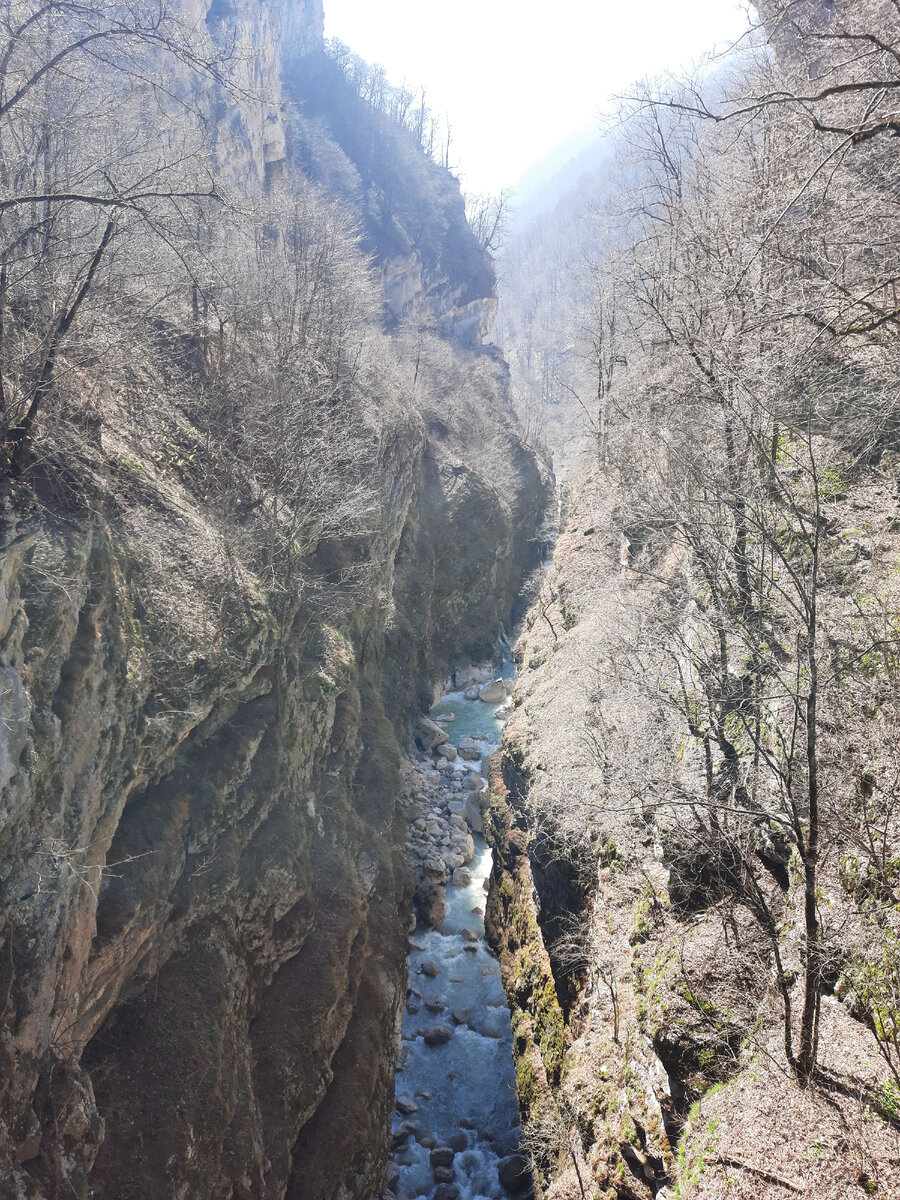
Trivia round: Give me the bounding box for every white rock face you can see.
[171,0,325,188]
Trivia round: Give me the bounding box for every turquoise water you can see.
[431,689,506,746]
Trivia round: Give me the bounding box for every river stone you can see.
[450,1010,469,1025]
[396,1095,419,1115]
[423,1025,454,1046]
[414,889,438,927]
[424,996,445,1013]
[462,774,483,792]
[433,1185,460,1200]
[451,867,472,888]
[430,1148,455,1168]
[465,795,484,833]
[420,959,440,978]
[463,943,478,953]
[433,1166,455,1184]
[460,927,478,942]
[434,711,455,723]
[498,1153,533,1193]
[464,685,481,700]
[417,714,450,750]
[435,742,457,761]
[442,851,465,870]
[457,737,482,761]
[406,999,420,1015]
[478,680,506,703]
[391,1121,416,1148]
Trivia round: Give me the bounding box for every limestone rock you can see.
[465,794,484,834]
[457,737,482,761]
[478,680,507,703]
[416,714,450,751]
[414,877,446,926]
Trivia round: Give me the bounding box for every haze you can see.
[324,0,755,194]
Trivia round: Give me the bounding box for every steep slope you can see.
[0,2,549,1197]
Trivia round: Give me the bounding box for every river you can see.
[388,683,527,1200]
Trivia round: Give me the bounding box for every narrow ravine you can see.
[388,674,529,1200]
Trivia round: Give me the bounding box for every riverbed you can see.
[389,685,526,1200]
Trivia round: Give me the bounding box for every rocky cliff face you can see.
[0,374,545,1200]
[0,0,549,1195]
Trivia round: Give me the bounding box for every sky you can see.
[323,0,755,196]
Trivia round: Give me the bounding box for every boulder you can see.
[430,1148,455,1169]
[463,774,484,793]
[498,1153,533,1194]
[423,1025,454,1046]
[464,685,481,700]
[460,927,478,942]
[450,1010,469,1025]
[420,959,440,978]
[433,711,455,724]
[424,996,445,1013]
[465,794,484,834]
[436,742,458,761]
[395,1095,419,1115]
[478,680,507,703]
[416,715,449,751]
[433,1185,460,1200]
[451,867,472,888]
[433,1165,455,1183]
[391,1121,416,1148]
[457,737,482,761]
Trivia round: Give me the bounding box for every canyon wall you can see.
[0,1,549,1196]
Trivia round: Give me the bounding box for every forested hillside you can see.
[489,2,900,1197]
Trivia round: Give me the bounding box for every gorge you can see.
[4,2,900,1200]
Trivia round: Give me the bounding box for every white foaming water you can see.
[392,687,523,1200]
